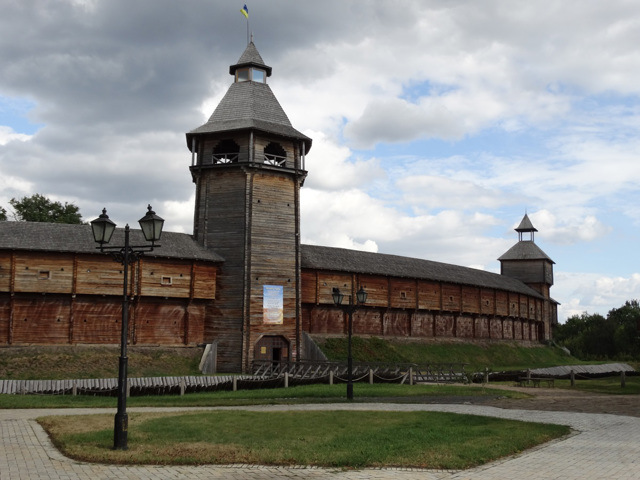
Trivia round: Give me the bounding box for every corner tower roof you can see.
[498,241,555,263]
[499,214,554,263]
[515,213,537,233]
[187,42,311,152]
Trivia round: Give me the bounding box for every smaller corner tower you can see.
[499,214,557,339]
[186,41,312,372]
[499,214,554,296]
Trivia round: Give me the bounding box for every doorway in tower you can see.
[254,335,290,363]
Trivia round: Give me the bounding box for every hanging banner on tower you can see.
[263,285,283,324]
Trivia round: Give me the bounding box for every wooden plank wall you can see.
[0,251,217,346]
[0,293,208,346]
[2,252,216,300]
[302,269,550,343]
[196,168,248,371]
[246,171,300,367]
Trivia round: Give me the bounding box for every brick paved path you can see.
[2,404,639,479]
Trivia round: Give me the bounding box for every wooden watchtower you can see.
[186,42,312,372]
[499,214,557,338]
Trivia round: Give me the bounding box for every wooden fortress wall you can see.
[301,271,550,342]
[0,251,217,345]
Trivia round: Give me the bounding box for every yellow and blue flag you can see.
[241,4,249,19]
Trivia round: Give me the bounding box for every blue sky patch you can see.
[0,96,42,135]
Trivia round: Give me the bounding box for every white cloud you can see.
[0,126,31,146]
[303,130,385,191]
[397,174,516,212]
[160,194,195,234]
[529,210,612,245]
[555,272,640,321]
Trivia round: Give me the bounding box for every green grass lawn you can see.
[38,409,570,469]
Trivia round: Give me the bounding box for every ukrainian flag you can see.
[241,4,248,19]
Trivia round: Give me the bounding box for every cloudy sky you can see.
[1,0,639,322]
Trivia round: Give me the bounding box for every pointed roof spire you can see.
[229,41,272,77]
[515,213,537,233]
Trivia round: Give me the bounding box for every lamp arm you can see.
[96,244,161,266]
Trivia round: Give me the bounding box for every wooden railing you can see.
[207,152,239,165]
[263,153,286,167]
[0,362,468,396]
[251,360,468,384]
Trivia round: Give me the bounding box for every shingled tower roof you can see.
[515,213,538,234]
[186,42,311,152]
[499,214,554,263]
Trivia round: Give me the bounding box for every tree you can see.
[8,194,83,224]
[0,206,6,221]
[608,300,640,358]
[555,312,612,359]
[555,300,640,360]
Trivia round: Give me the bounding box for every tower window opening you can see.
[264,142,287,167]
[211,139,240,165]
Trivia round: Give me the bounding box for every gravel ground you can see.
[359,383,640,417]
[479,384,640,417]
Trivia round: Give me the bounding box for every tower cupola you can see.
[229,41,272,82]
[499,214,555,293]
[515,213,538,241]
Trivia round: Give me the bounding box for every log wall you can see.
[301,269,550,343]
[0,251,217,346]
[194,168,248,370]
[246,172,301,367]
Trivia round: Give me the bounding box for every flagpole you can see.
[241,5,250,45]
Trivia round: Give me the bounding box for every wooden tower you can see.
[186,42,312,372]
[499,214,556,338]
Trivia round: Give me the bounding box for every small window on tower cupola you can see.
[252,68,265,83]
[235,67,266,83]
[236,68,250,82]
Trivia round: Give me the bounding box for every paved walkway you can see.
[2,403,639,479]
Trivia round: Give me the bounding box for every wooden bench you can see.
[516,377,555,388]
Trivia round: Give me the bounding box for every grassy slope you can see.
[0,345,203,380]
[1,338,585,380]
[317,336,581,372]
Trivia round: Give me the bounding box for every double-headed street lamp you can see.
[332,286,367,400]
[90,205,164,450]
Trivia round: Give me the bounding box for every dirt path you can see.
[479,384,640,417]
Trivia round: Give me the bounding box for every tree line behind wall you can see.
[554,300,640,360]
[0,194,82,224]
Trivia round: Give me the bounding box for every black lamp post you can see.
[332,286,367,400]
[90,205,164,450]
